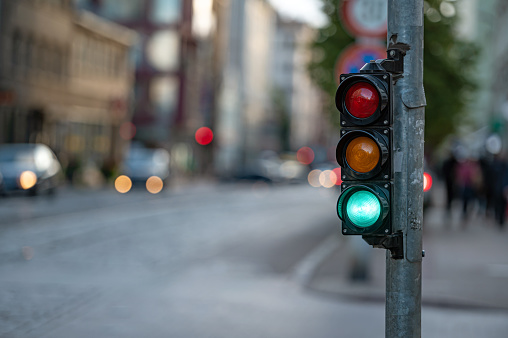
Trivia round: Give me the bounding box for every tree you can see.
[309,0,477,150]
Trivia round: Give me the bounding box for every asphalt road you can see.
[0,181,507,337]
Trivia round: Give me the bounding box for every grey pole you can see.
[386,0,426,337]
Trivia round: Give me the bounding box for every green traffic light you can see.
[346,190,381,228]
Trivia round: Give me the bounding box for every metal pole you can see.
[386,0,426,337]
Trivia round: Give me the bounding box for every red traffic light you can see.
[345,82,380,119]
[423,172,433,192]
[195,127,214,145]
[335,74,389,126]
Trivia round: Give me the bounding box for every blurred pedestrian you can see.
[491,154,508,228]
[442,152,458,215]
[456,156,482,221]
[478,155,494,218]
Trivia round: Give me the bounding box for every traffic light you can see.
[336,64,392,236]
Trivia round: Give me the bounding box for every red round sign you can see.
[334,43,386,84]
[339,0,388,39]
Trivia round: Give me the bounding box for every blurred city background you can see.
[0,0,507,337]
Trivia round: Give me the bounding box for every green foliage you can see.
[309,0,354,128]
[309,0,478,149]
[423,0,478,148]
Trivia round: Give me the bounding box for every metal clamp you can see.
[380,48,405,74]
[362,232,404,259]
[359,48,405,75]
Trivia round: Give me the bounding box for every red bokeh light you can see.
[297,147,315,165]
[332,167,342,185]
[195,127,214,145]
[345,82,379,118]
[119,122,136,140]
[423,172,433,192]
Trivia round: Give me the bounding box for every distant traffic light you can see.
[423,172,433,192]
[335,65,393,236]
[195,127,214,145]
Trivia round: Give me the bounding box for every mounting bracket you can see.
[362,232,404,260]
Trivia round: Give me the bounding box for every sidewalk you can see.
[308,183,508,310]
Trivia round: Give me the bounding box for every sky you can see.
[268,0,327,27]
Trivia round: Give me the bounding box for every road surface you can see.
[0,182,507,337]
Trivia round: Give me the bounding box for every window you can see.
[150,0,181,24]
[98,0,144,21]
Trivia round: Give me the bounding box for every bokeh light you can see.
[439,2,456,17]
[423,172,433,192]
[195,127,214,145]
[146,176,164,194]
[319,170,337,188]
[115,175,132,193]
[332,167,342,185]
[119,122,137,140]
[308,169,322,187]
[297,146,314,165]
[19,171,37,190]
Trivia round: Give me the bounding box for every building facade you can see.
[491,1,508,125]
[271,17,326,153]
[74,0,195,146]
[0,0,136,172]
[214,0,328,176]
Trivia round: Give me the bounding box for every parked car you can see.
[122,147,170,186]
[0,143,62,195]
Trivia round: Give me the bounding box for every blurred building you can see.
[491,1,508,129]
[453,0,506,154]
[271,16,326,153]
[456,0,497,129]
[214,0,275,175]
[215,0,326,176]
[74,0,218,176]
[0,0,136,170]
[73,1,191,141]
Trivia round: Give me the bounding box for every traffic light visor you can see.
[345,136,380,173]
[345,82,379,119]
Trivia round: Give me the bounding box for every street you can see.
[0,182,507,337]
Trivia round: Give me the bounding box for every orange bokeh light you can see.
[146,176,164,194]
[19,171,37,190]
[115,175,132,193]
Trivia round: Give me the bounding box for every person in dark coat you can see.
[491,154,508,228]
[442,153,458,214]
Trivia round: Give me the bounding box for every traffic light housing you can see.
[336,65,393,236]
